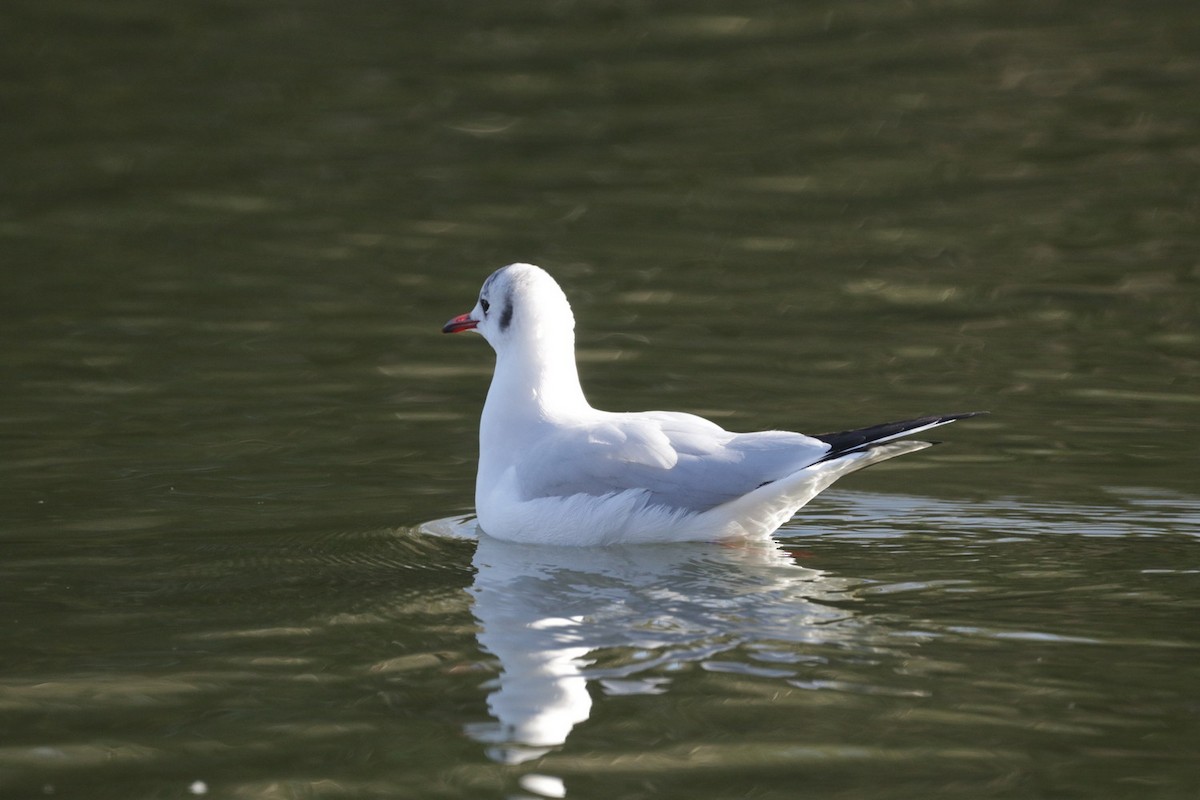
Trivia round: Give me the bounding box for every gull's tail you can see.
[694,411,987,540]
[812,411,988,463]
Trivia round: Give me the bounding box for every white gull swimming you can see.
[442,263,982,546]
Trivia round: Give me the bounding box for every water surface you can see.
[2,1,1198,797]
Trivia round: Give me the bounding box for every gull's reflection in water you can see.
[456,526,862,765]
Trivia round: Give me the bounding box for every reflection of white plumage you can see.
[464,533,854,764]
[443,263,982,545]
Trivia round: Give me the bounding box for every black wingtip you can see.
[813,411,988,462]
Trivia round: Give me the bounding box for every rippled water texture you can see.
[3,1,1199,798]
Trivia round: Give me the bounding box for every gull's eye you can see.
[480,298,490,313]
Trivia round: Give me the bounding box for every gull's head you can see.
[442,263,576,354]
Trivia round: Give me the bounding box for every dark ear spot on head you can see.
[499,295,514,331]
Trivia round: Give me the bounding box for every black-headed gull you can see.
[443,263,983,545]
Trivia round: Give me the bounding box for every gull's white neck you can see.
[485,333,589,419]
[478,332,591,487]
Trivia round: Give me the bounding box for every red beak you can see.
[442,313,478,334]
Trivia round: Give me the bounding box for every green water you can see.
[2,1,1198,797]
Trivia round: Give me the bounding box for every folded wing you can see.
[515,410,832,513]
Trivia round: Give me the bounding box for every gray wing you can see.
[514,410,831,513]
